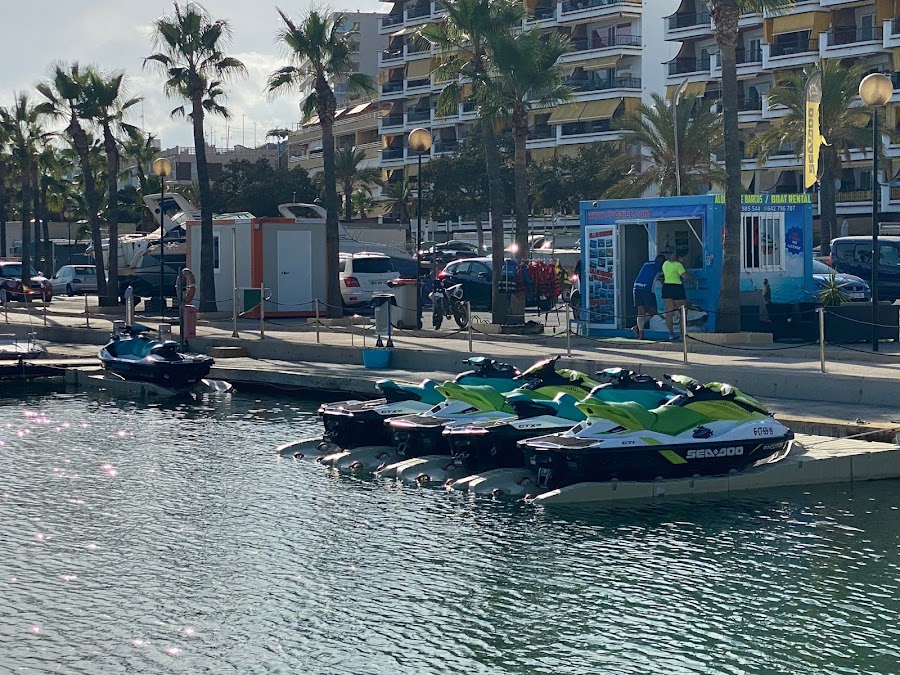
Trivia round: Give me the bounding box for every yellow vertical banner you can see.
[804,70,823,189]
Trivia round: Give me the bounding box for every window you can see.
[880,243,900,266]
[339,259,347,273]
[860,14,875,41]
[472,262,491,279]
[453,261,472,274]
[352,257,394,274]
[742,213,784,271]
[213,233,220,272]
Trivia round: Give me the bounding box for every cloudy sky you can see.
[0,1,388,148]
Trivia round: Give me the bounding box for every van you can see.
[830,236,900,301]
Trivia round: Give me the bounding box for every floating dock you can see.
[533,434,900,504]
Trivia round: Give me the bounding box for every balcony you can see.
[381,80,405,97]
[380,48,403,65]
[763,38,819,69]
[527,4,557,21]
[563,76,641,92]
[560,120,612,137]
[667,10,710,30]
[531,125,554,140]
[406,3,431,20]
[739,96,763,112]
[668,57,710,76]
[432,139,459,154]
[380,14,403,30]
[768,39,817,58]
[380,115,404,130]
[380,148,405,161]
[736,48,762,64]
[836,189,873,203]
[405,109,432,124]
[827,27,881,47]
[570,34,641,51]
[559,0,637,17]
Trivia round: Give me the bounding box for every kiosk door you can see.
[616,224,650,330]
[583,225,617,328]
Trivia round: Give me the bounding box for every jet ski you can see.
[317,357,519,449]
[99,322,214,389]
[387,356,600,460]
[445,368,685,475]
[520,375,793,489]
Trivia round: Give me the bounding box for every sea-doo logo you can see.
[686,446,744,459]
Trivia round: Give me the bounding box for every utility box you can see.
[387,278,420,329]
[183,305,197,339]
[371,293,397,335]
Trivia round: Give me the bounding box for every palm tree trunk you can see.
[70,119,108,299]
[32,166,42,271]
[103,123,120,307]
[819,147,837,256]
[40,178,51,273]
[509,115,529,324]
[318,81,342,319]
[344,183,353,223]
[0,172,7,258]
[474,213,484,253]
[714,0,742,333]
[192,95,217,313]
[483,121,508,324]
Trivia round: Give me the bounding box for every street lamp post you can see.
[63,209,73,265]
[152,158,172,319]
[672,78,689,197]
[858,73,893,352]
[408,128,432,329]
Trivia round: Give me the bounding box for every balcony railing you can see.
[836,189,873,202]
[531,125,554,139]
[381,115,404,128]
[406,4,431,19]
[381,48,403,61]
[382,14,403,28]
[736,49,762,64]
[893,71,900,89]
[381,81,404,94]
[738,97,763,111]
[827,27,882,46]
[769,40,817,57]
[528,4,557,20]
[561,120,612,136]
[560,0,630,14]
[668,10,711,30]
[406,109,431,123]
[668,57,710,75]
[570,34,641,51]
[432,139,459,154]
[381,148,404,160]
[563,76,641,91]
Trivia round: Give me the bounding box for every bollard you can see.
[315,299,320,344]
[565,303,572,358]
[467,301,473,353]
[259,284,265,340]
[84,295,90,329]
[125,295,134,327]
[681,304,688,365]
[351,314,356,347]
[2,290,7,323]
[43,301,47,328]
[818,307,826,373]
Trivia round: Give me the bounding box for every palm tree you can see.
[0,93,51,290]
[0,151,12,258]
[711,0,793,331]
[120,131,159,231]
[36,146,69,272]
[610,93,725,197]
[145,2,246,312]
[37,62,109,299]
[82,69,141,305]
[484,31,570,259]
[424,0,524,324]
[750,62,871,257]
[267,9,376,318]
[351,189,376,220]
[381,181,414,248]
[334,145,381,222]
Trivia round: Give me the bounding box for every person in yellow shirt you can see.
[661,251,692,340]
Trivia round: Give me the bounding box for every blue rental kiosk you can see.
[579,194,814,337]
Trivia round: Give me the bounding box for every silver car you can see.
[50,265,98,296]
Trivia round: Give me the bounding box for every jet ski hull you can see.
[319,400,431,449]
[446,419,574,473]
[522,434,793,489]
[100,355,213,389]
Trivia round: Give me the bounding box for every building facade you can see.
[664,0,900,228]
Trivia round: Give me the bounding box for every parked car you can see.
[420,240,480,269]
[811,260,870,301]
[0,261,52,304]
[50,265,99,296]
[340,252,400,308]
[438,257,555,310]
[830,236,900,300]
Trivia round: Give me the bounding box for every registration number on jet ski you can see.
[686,446,744,459]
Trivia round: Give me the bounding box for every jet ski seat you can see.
[377,379,445,404]
[437,382,509,411]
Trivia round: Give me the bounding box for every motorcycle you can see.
[430,277,468,330]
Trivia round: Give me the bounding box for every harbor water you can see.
[1,386,899,674]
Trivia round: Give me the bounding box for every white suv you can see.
[340,252,400,308]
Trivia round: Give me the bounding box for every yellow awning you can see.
[460,82,473,98]
[579,98,621,122]
[524,0,539,10]
[893,46,900,71]
[876,0,894,23]
[548,102,587,124]
[333,107,347,120]
[581,55,620,71]
[623,97,640,115]
[665,81,706,100]
[529,147,555,162]
[771,11,829,36]
[348,102,372,115]
[406,58,433,80]
[382,135,396,148]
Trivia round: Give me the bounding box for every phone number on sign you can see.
[743,205,797,213]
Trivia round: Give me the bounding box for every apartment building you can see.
[664,0,900,226]
[376,0,678,190]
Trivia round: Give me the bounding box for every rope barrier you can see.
[822,308,900,330]
[686,335,819,352]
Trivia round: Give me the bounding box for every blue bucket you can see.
[362,348,392,369]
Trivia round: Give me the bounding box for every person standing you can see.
[661,251,692,341]
[632,254,666,339]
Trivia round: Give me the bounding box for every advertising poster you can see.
[584,225,616,327]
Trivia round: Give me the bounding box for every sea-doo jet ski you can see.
[445,368,685,474]
[521,375,793,489]
[317,357,519,449]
